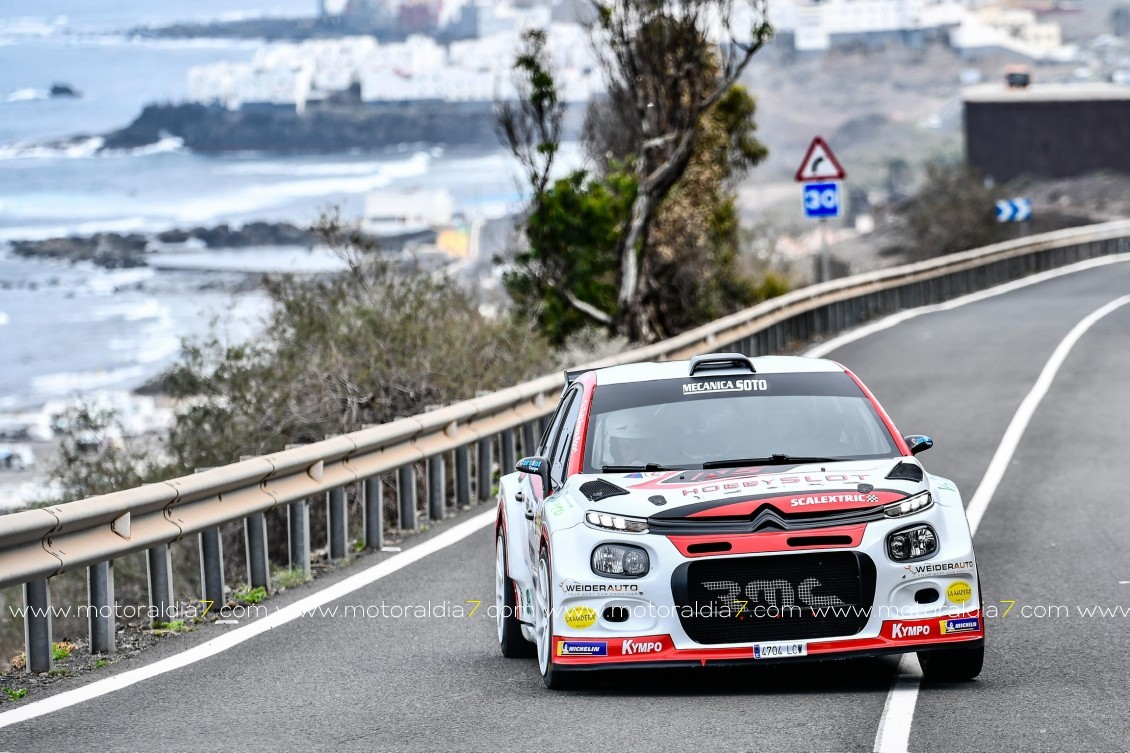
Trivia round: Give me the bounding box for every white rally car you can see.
[494,353,983,689]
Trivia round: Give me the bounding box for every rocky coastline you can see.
[77,98,584,154]
[101,101,510,154]
[8,222,320,269]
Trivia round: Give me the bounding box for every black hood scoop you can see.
[579,479,630,502]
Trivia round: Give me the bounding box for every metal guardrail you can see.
[3,219,1129,672]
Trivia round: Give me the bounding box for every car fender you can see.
[497,471,536,618]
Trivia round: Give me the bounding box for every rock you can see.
[50,83,80,98]
[6,222,319,268]
[156,228,191,243]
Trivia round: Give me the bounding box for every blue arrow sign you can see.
[802,181,841,219]
[995,198,1032,223]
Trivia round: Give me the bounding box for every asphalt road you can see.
[2,259,1129,752]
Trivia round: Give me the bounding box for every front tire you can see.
[535,546,575,690]
[918,644,984,681]
[495,532,534,658]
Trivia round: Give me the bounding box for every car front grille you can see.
[672,552,875,645]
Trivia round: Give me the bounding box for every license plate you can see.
[753,641,808,659]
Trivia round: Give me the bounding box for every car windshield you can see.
[583,371,898,472]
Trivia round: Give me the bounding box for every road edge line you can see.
[806,253,1130,359]
[870,294,1130,753]
[0,509,497,730]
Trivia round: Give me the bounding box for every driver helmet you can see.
[606,417,655,466]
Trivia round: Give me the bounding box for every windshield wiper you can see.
[701,454,844,469]
[601,463,680,473]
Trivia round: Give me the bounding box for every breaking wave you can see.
[0,135,185,161]
[4,88,49,103]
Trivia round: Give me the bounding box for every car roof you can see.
[590,355,845,386]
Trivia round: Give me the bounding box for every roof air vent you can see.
[688,352,756,376]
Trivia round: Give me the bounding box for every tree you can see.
[589,0,772,340]
[501,170,635,344]
[499,3,778,344]
[586,71,773,336]
[642,85,782,333]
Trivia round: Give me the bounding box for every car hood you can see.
[568,459,927,520]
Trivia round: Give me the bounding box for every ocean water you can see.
[0,1,560,408]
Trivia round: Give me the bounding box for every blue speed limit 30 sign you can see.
[802,181,841,219]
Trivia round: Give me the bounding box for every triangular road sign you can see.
[795,136,846,182]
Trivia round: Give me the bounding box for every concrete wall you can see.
[965,98,1130,182]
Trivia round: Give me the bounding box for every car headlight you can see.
[591,543,650,577]
[584,510,648,533]
[883,491,933,518]
[887,524,938,562]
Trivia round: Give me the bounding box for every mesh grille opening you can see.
[672,552,875,644]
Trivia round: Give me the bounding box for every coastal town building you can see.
[768,0,1067,60]
[364,187,454,234]
[186,0,1071,112]
[187,21,598,109]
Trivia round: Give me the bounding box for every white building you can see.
[364,187,454,235]
[187,22,600,109]
[771,0,970,52]
[764,0,1065,58]
[949,6,1065,60]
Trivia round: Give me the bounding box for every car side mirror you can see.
[516,456,552,497]
[904,435,934,455]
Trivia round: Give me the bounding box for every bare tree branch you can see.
[560,287,615,325]
[495,29,565,198]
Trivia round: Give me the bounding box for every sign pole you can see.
[820,220,829,283]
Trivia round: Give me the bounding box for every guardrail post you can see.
[288,500,311,577]
[23,578,52,673]
[244,513,270,592]
[146,544,174,627]
[363,475,383,550]
[88,560,115,653]
[199,527,225,610]
[455,445,471,508]
[521,422,536,458]
[500,429,516,479]
[427,455,445,521]
[398,464,417,531]
[477,437,493,503]
[326,486,347,559]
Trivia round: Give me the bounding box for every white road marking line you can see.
[868,294,1130,753]
[805,253,1130,359]
[873,654,921,753]
[964,295,1130,533]
[0,509,496,730]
